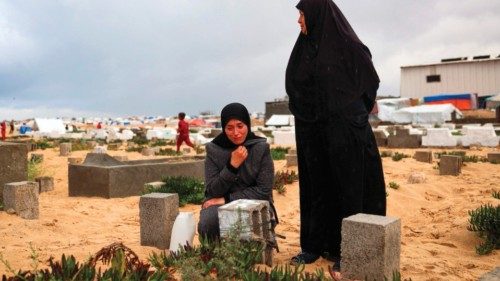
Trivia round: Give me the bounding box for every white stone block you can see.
[462,127,498,147]
[422,128,457,147]
[272,130,296,146]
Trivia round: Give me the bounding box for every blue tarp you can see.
[423,93,471,102]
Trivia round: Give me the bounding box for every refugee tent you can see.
[265,115,294,127]
[33,118,66,134]
[423,93,477,110]
[391,104,462,124]
[376,98,412,122]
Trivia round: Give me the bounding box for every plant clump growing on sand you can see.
[388,182,400,190]
[467,204,500,255]
[391,152,409,162]
[144,176,204,206]
[273,170,299,195]
[271,146,290,160]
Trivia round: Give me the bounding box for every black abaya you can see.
[286,0,386,257]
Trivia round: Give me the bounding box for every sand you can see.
[0,146,499,280]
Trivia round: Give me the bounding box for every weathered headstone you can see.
[35,176,54,192]
[439,155,462,176]
[139,193,179,249]
[341,213,401,281]
[387,128,421,148]
[142,147,155,156]
[413,150,433,163]
[487,152,500,164]
[59,143,72,156]
[3,181,40,219]
[285,154,297,167]
[68,157,83,165]
[0,143,28,203]
[107,143,119,151]
[218,199,274,266]
[373,129,389,147]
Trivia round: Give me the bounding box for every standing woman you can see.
[286,0,386,269]
[198,103,277,240]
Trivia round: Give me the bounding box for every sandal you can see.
[290,252,320,264]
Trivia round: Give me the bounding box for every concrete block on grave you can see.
[413,150,433,163]
[139,193,179,249]
[341,213,401,281]
[82,153,123,166]
[218,199,274,266]
[182,147,191,153]
[142,147,155,156]
[3,181,39,219]
[285,154,297,167]
[59,143,72,156]
[439,155,462,176]
[68,157,83,165]
[487,152,500,164]
[35,176,54,192]
[422,128,458,147]
[0,143,28,204]
[373,129,389,147]
[272,130,296,147]
[30,153,44,163]
[113,155,128,162]
[461,127,498,147]
[107,143,119,151]
[387,128,421,148]
[479,267,500,281]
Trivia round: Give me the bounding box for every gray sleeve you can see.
[204,144,238,198]
[229,144,274,201]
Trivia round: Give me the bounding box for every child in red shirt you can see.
[177,112,194,152]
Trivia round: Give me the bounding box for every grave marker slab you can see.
[439,155,462,176]
[59,143,71,156]
[139,193,179,249]
[35,176,54,192]
[3,181,39,219]
[413,151,433,163]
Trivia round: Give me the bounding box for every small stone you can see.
[6,208,16,214]
[408,172,426,184]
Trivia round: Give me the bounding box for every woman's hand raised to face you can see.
[230,145,248,168]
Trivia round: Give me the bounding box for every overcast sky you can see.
[1,0,499,119]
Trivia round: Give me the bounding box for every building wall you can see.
[265,101,291,121]
[400,59,500,98]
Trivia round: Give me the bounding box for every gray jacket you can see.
[204,138,274,203]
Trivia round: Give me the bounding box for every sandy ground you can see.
[0,145,499,280]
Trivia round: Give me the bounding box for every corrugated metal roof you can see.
[401,56,500,69]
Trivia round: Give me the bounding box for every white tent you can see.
[33,118,66,134]
[376,98,412,122]
[265,115,294,127]
[391,104,462,124]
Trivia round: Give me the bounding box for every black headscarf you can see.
[286,0,380,122]
[212,103,264,149]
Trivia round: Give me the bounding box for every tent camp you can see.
[33,118,66,134]
[391,104,462,124]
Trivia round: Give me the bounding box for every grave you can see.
[272,130,296,146]
[59,143,71,156]
[69,153,204,198]
[421,128,458,147]
[373,128,389,147]
[487,152,500,164]
[413,151,433,163]
[341,213,401,281]
[218,199,275,266]
[439,155,462,176]
[68,157,83,164]
[461,127,498,147]
[387,128,421,148]
[139,193,179,249]
[3,181,39,219]
[286,153,297,167]
[0,142,28,204]
[35,176,54,192]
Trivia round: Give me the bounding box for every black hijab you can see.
[212,103,264,149]
[286,0,380,122]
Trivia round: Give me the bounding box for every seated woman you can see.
[198,102,277,240]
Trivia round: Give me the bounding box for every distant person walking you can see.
[176,112,194,152]
[97,122,102,129]
[1,120,6,141]
[9,120,14,134]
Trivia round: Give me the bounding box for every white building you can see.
[400,55,500,99]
